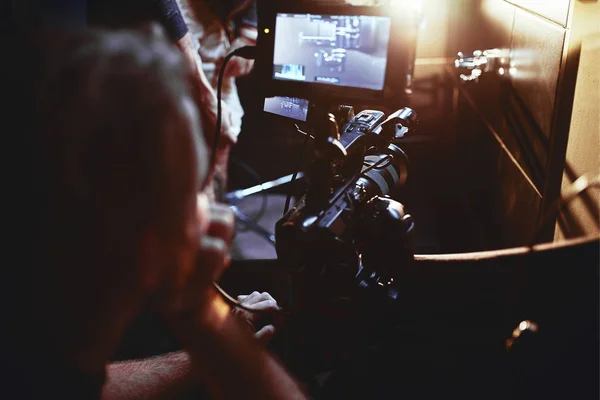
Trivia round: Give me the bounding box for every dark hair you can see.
[29,26,206,287]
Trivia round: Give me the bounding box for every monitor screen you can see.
[264,96,310,122]
[272,13,392,91]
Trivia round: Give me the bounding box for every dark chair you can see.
[222,235,599,399]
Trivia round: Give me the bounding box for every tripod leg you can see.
[226,172,304,204]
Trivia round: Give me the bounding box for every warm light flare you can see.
[519,320,529,331]
[385,0,423,15]
[206,294,232,329]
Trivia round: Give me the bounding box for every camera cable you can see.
[212,46,290,317]
[212,45,256,170]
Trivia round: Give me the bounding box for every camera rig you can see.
[275,104,417,302]
[251,0,419,303]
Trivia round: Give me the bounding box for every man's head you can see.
[31,26,209,308]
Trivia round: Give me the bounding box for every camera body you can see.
[275,107,417,301]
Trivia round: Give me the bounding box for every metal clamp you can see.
[455,48,511,82]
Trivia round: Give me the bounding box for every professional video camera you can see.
[255,0,417,304]
[275,106,416,302]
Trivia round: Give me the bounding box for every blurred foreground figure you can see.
[8,27,305,400]
[9,0,237,201]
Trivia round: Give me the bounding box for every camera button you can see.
[359,114,374,122]
[345,124,356,133]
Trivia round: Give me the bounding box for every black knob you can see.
[397,107,417,129]
[506,320,539,352]
[335,104,355,127]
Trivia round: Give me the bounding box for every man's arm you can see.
[221,0,257,78]
[158,201,308,400]
[175,32,222,100]
[103,308,306,400]
[167,293,308,400]
[102,290,281,400]
[102,352,193,400]
[176,32,236,151]
[152,0,235,148]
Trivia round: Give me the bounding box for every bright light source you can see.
[386,0,423,15]
[519,321,529,331]
[498,67,505,75]
[264,28,270,34]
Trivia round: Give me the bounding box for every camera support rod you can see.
[304,103,347,212]
[225,172,305,204]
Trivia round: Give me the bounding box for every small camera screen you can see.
[263,96,310,122]
[273,13,392,91]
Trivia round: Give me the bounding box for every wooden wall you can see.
[554,0,600,240]
[439,0,583,249]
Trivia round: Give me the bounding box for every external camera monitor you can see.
[257,1,401,104]
[273,13,391,91]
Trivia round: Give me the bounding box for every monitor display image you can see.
[264,96,310,122]
[273,13,392,91]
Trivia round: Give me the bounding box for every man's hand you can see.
[198,87,236,148]
[160,199,307,400]
[233,291,280,344]
[156,199,234,316]
[197,201,235,284]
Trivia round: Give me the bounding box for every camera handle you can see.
[304,103,349,212]
[224,103,354,244]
